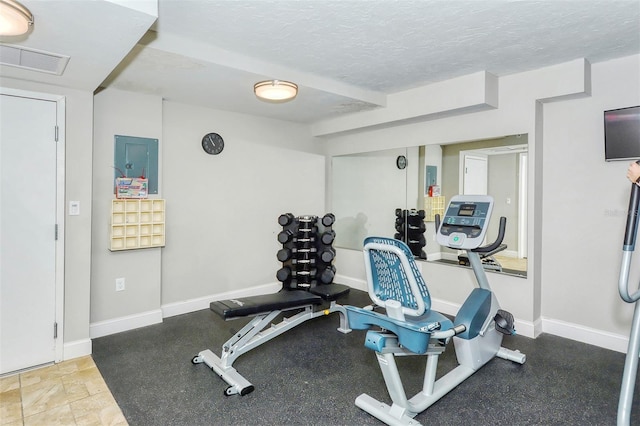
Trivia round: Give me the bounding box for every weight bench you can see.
[192,283,351,396]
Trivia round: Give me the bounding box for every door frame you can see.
[518,152,528,259]
[1,87,65,363]
[459,152,488,195]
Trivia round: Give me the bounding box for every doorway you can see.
[461,154,488,195]
[0,89,65,374]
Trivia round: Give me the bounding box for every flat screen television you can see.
[604,106,640,161]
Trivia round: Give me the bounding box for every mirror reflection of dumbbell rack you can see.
[394,208,427,259]
[276,213,337,290]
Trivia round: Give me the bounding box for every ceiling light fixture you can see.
[0,0,34,36]
[254,80,298,103]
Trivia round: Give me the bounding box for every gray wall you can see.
[2,54,638,359]
[326,56,640,352]
[89,90,326,336]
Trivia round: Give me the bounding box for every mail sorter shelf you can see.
[110,199,165,251]
[424,196,445,222]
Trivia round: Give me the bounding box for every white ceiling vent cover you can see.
[0,43,69,75]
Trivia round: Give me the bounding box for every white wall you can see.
[541,55,640,347]
[327,56,640,352]
[160,101,325,306]
[4,54,637,357]
[89,94,327,332]
[91,88,163,336]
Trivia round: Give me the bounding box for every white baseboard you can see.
[542,317,629,353]
[63,339,92,360]
[429,297,461,318]
[90,309,163,339]
[88,279,630,353]
[409,297,622,348]
[426,252,442,261]
[335,274,367,292]
[161,282,281,318]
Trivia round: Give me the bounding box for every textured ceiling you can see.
[155,0,640,92]
[2,1,639,125]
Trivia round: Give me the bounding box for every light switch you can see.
[69,201,80,216]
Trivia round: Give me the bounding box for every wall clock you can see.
[396,155,407,170]
[202,132,224,155]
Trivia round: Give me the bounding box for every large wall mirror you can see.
[331,134,528,277]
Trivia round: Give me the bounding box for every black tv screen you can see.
[605,106,640,161]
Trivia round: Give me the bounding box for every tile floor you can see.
[0,356,127,426]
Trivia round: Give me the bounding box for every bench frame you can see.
[193,289,351,396]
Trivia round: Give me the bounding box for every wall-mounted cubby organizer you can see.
[109,199,165,251]
[424,196,445,222]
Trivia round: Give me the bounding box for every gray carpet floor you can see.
[92,288,640,425]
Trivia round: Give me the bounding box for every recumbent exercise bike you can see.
[345,194,526,426]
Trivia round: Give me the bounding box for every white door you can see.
[463,154,488,195]
[0,94,58,374]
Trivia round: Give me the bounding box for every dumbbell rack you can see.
[276,213,337,290]
[394,208,427,259]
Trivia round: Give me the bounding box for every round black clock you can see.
[202,132,224,155]
[396,155,407,170]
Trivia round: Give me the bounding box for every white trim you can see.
[54,96,66,363]
[429,297,461,318]
[161,282,281,318]
[63,339,92,360]
[90,309,163,339]
[500,249,519,258]
[432,296,627,350]
[426,252,442,261]
[542,317,629,354]
[518,152,528,258]
[335,274,367,292]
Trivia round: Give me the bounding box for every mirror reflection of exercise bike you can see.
[345,195,526,426]
[617,174,640,426]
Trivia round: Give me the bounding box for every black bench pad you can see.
[210,290,323,319]
[309,283,350,301]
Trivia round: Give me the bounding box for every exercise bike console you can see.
[437,195,493,250]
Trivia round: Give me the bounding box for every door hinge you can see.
[55,224,58,240]
[54,125,59,142]
[54,322,58,339]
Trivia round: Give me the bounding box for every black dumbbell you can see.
[277,230,295,244]
[298,215,317,223]
[277,267,318,281]
[278,213,295,226]
[321,213,335,227]
[291,258,316,265]
[408,235,426,246]
[319,265,336,284]
[320,230,336,245]
[318,247,336,263]
[406,222,426,232]
[277,247,318,262]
